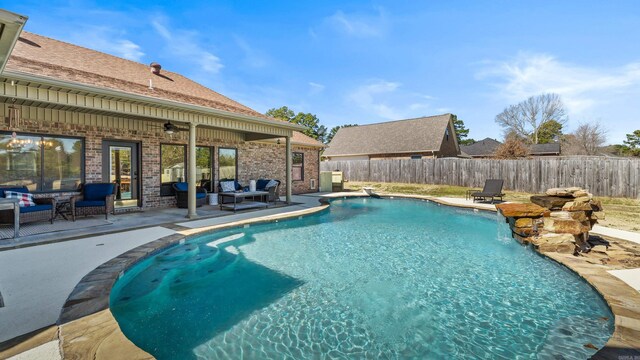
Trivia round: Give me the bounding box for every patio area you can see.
[0,197,316,251]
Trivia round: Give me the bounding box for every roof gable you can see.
[323,114,454,156]
[460,138,502,156]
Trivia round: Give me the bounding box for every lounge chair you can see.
[470,179,505,203]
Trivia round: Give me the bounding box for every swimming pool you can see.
[110,197,613,359]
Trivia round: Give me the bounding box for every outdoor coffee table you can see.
[0,198,20,238]
[218,191,269,212]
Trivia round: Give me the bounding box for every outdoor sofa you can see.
[0,186,56,225]
[217,180,245,204]
[172,182,208,208]
[217,179,281,204]
[71,183,117,221]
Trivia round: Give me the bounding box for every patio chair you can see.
[0,186,56,225]
[172,182,207,208]
[256,179,281,203]
[70,183,117,221]
[470,179,505,203]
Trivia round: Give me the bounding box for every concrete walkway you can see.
[0,195,324,345]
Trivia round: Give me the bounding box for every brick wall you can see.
[1,110,319,209]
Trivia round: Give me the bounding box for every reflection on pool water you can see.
[110,198,613,359]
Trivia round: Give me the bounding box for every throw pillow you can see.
[265,179,278,189]
[4,191,36,207]
[220,181,235,192]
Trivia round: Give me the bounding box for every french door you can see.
[102,141,140,208]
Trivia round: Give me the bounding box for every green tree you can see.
[536,119,563,144]
[265,106,295,122]
[623,130,640,156]
[266,106,324,141]
[452,116,475,145]
[327,124,358,144]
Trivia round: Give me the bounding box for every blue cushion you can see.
[19,204,52,213]
[174,182,188,192]
[235,181,243,191]
[0,187,29,198]
[256,179,270,191]
[196,192,206,199]
[84,183,115,201]
[76,200,106,207]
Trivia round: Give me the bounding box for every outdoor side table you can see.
[55,200,71,220]
[0,198,20,238]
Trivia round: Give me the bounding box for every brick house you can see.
[322,114,460,161]
[0,12,324,216]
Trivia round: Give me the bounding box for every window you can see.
[218,148,237,181]
[0,132,83,192]
[161,144,185,184]
[196,146,213,190]
[410,155,422,160]
[292,152,304,181]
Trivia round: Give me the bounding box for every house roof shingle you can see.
[5,32,274,121]
[323,114,453,157]
[461,138,562,157]
[459,138,502,157]
[529,142,561,155]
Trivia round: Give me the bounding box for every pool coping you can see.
[3,194,640,359]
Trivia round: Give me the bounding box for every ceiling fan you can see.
[163,121,183,134]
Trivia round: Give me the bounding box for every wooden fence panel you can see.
[321,157,640,198]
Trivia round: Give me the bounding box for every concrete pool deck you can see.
[2,192,640,359]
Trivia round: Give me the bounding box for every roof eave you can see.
[3,69,306,132]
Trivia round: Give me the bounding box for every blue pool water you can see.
[110,198,613,359]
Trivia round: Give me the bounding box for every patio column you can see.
[187,122,198,219]
[285,135,292,203]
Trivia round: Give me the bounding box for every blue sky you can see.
[4,1,640,143]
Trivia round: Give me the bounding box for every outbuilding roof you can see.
[323,114,454,156]
[5,31,271,120]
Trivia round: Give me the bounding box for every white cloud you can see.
[308,82,325,94]
[477,53,640,115]
[347,80,436,120]
[67,26,145,62]
[151,17,223,74]
[322,7,388,38]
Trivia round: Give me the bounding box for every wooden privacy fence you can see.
[321,157,640,198]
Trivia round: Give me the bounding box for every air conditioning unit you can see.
[310,178,316,190]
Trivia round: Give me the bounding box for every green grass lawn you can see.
[344,181,640,233]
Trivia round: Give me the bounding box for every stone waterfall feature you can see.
[496,187,603,255]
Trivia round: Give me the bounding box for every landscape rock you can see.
[592,211,606,220]
[496,203,547,218]
[514,218,533,228]
[562,202,594,211]
[543,218,584,235]
[530,195,574,210]
[549,211,571,219]
[573,196,591,204]
[591,245,608,253]
[569,211,589,222]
